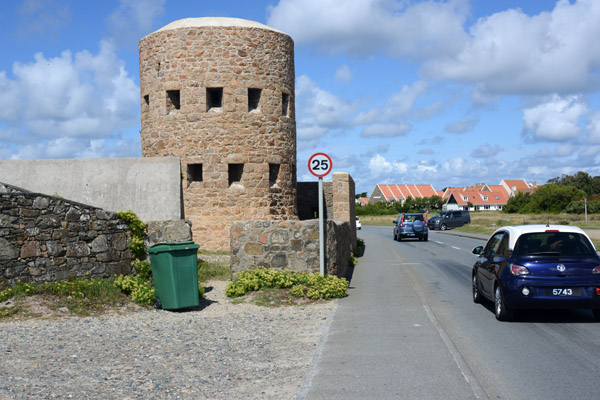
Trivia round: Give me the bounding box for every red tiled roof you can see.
[375,184,439,201]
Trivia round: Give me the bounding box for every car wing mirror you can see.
[392,220,397,224]
[472,246,483,255]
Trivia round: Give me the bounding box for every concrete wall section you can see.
[0,157,182,222]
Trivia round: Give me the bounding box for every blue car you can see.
[472,225,600,321]
[393,213,428,241]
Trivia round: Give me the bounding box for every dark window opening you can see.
[166,90,180,113]
[187,163,203,182]
[282,93,290,116]
[228,164,244,186]
[207,87,223,111]
[248,88,262,112]
[143,95,149,106]
[269,164,280,187]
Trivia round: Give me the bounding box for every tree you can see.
[355,192,367,199]
[530,184,585,213]
[503,192,534,213]
[547,171,597,196]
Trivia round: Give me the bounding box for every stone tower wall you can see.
[139,18,297,250]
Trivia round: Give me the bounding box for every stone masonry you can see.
[230,219,352,279]
[139,18,297,251]
[0,183,133,289]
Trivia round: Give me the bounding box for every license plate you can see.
[544,288,581,296]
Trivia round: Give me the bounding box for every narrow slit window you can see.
[187,164,203,182]
[269,164,280,187]
[228,164,244,186]
[142,94,149,114]
[282,93,290,116]
[248,88,262,112]
[166,90,180,113]
[206,87,223,111]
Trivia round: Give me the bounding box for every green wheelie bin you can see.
[147,241,200,310]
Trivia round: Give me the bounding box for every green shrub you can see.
[116,210,147,260]
[225,268,348,301]
[113,275,155,306]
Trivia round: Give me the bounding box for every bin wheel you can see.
[153,298,162,310]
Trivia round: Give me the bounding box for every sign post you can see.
[308,153,333,276]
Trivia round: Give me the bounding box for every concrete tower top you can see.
[150,17,287,36]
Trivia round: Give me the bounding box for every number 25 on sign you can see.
[308,153,332,177]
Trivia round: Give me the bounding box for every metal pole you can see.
[318,177,325,276]
[585,198,588,224]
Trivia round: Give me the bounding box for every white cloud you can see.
[268,0,468,59]
[361,122,411,138]
[295,75,358,142]
[444,117,478,134]
[471,144,501,158]
[0,40,140,158]
[270,0,600,96]
[353,80,427,125]
[368,154,408,178]
[423,0,600,94]
[106,0,166,49]
[335,64,352,83]
[586,111,600,143]
[522,95,588,142]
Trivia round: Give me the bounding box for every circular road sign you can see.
[308,153,333,178]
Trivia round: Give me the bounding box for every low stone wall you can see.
[0,183,133,289]
[230,219,352,278]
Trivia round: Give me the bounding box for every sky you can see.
[1,0,600,196]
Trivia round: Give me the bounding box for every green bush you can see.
[225,268,349,300]
[565,200,600,214]
[116,210,147,260]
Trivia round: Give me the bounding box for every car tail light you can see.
[593,266,600,274]
[510,264,530,276]
[596,288,600,296]
[424,217,428,228]
[400,216,404,227]
[545,229,559,232]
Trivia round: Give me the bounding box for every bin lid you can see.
[148,240,200,254]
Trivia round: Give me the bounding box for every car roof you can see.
[491,224,593,250]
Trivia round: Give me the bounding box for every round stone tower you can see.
[139,17,297,250]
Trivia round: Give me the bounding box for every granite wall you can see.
[0,183,133,289]
[230,219,352,279]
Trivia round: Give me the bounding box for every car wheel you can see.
[440,223,447,231]
[423,235,428,242]
[398,236,402,242]
[593,309,600,321]
[472,274,482,304]
[153,297,162,310]
[494,285,513,321]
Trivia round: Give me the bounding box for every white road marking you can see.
[452,246,461,250]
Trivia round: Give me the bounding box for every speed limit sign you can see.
[308,153,332,178]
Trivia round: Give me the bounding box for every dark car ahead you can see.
[393,213,428,241]
[472,225,600,321]
[428,210,470,230]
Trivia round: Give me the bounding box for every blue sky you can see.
[1,0,600,196]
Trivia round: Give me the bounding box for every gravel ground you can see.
[0,281,336,399]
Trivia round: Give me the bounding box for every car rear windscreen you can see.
[513,232,596,257]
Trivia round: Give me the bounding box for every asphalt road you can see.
[301,226,600,400]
